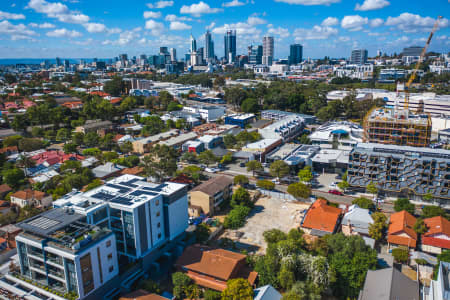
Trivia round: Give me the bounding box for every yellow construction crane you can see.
[404,15,443,110]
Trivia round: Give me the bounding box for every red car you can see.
[328,189,344,196]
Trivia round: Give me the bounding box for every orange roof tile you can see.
[11,189,46,201]
[387,210,417,247]
[423,216,450,237]
[302,199,342,233]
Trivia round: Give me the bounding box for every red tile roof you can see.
[302,199,342,233]
[387,210,417,248]
[11,189,46,201]
[422,216,450,249]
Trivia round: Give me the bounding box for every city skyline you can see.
[0,0,449,59]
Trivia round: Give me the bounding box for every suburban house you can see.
[132,129,179,154]
[426,261,450,300]
[92,162,126,179]
[421,216,450,254]
[387,210,418,250]
[301,199,342,236]
[10,189,52,208]
[0,184,12,198]
[189,175,233,216]
[341,204,374,237]
[359,266,419,300]
[175,244,258,292]
[254,285,282,300]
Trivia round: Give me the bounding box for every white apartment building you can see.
[182,105,226,122]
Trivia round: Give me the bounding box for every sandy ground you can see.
[222,196,310,254]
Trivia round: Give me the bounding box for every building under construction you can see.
[363,107,432,147]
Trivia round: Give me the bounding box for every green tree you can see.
[241,98,259,113]
[269,160,289,179]
[337,180,349,191]
[287,182,311,199]
[31,127,44,137]
[366,182,378,198]
[352,197,375,210]
[423,192,433,202]
[72,132,84,146]
[3,135,22,147]
[220,152,233,165]
[142,144,179,182]
[392,248,409,263]
[103,76,124,96]
[167,101,182,111]
[224,205,251,229]
[63,143,78,154]
[368,212,388,242]
[298,166,313,184]
[2,168,25,188]
[221,278,253,300]
[204,289,221,300]
[119,141,133,154]
[85,179,103,191]
[246,160,263,176]
[198,150,217,166]
[181,151,197,163]
[11,115,27,132]
[102,151,119,162]
[56,128,71,142]
[414,218,428,234]
[18,138,44,152]
[422,205,447,219]
[172,272,192,299]
[257,179,275,190]
[82,148,102,157]
[394,198,415,214]
[223,134,237,149]
[231,187,252,208]
[83,132,100,148]
[179,165,203,183]
[234,175,249,186]
[60,160,82,173]
[195,223,210,243]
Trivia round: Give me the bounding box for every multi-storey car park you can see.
[363,108,432,148]
[348,143,450,202]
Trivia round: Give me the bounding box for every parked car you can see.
[239,162,246,167]
[328,182,339,189]
[271,178,280,184]
[328,189,343,196]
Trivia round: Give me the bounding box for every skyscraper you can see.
[55,57,62,67]
[249,45,263,65]
[350,49,368,65]
[262,36,274,66]
[288,44,303,65]
[190,34,197,53]
[224,30,236,63]
[170,48,177,62]
[205,30,215,62]
[159,47,168,55]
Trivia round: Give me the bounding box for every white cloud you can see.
[83,22,106,33]
[206,22,215,30]
[27,0,89,24]
[321,17,339,26]
[355,0,389,11]
[145,19,164,35]
[293,25,338,40]
[341,15,368,31]
[46,28,82,38]
[165,14,192,22]
[274,0,340,5]
[370,18,384,28]
[180,1,223,17]
[29,22,55,28]
[0,10,25,20]
[267,25,290,38]
[385,13,449,33]
[247,16,266,25]
[0,20,36,39]
[338,36,350,42]
[146,1,174,9]
[169,21,191,30]
[104,28,142,45]
[222,0,246,7]
[107,27,122,35]
[71,38,93,45]
[143,11,162,19]
[213,21,261,36]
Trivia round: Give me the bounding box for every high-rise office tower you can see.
[205,30,215,62]
[55,57,62,67]
[350,49,368,65]
[288,44,303,65]
[224,30,236,63]
[119,54,128,67]
[249,45,263,65]
[262,36,274,66]
[190,34,197,53]
[170,48,177,62]
[159,47,168,55]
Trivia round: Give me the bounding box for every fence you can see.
[258,189,297,201]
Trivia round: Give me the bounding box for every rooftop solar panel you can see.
[92,192,115,201]
[129,190,157,197]
[27,217,60,230]
[121,178,140,188]
[105,183,131,193]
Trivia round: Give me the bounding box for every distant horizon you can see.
[0,0,448,59]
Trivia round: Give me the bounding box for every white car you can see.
[271,179,280,184]
[204,167,216,173]
[328,182,338,189]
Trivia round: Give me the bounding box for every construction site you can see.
[363,107,432,147]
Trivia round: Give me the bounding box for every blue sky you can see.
[0,0,449,59]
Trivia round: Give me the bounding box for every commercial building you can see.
[348,143,450,201]
[289,44,303,65]
[426,261,450,300]
[311,149,350,174]
[175,244,257,292]
[189,176,233,216]
[224,113,256,128]
[261,110,316,125]
[248,45,263,65]
[15,208,119,299]
[309,121,363,150]
[402,46,422,57]
[183,105,226,122]
[204,30,214,62]
[242,139,282,162]
[132,130,179,154]
[378,68,407,82]
[259,115,305,141]
[262,36,274,66]
[52,175,188,265]
[363,108,431,147]
[224,30,236,63]
[158,132,198,150]
[350,49,368,65]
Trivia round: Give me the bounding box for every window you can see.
[155,199,160,206]
[109,266,114,273]
[107,253,112,260]
[156,211,160,217]
[158,233,161,239]
[157,222,161,228]
[106,240,111,247]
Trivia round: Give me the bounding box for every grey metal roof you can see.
[17,208,85,236]
[359,267,419,300]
